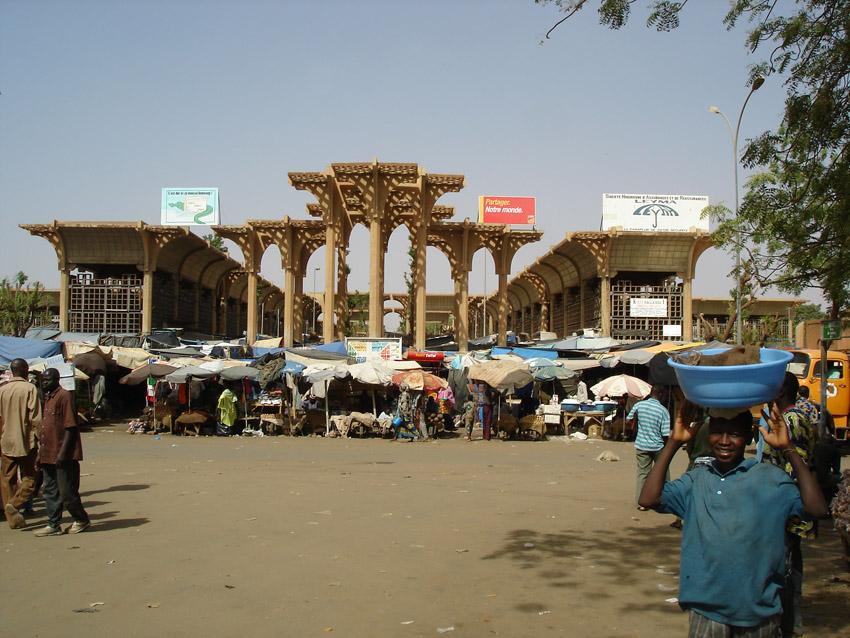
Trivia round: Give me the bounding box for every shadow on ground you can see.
[82,483,150,497]
[482,523,850,636]
[482,525,683,617]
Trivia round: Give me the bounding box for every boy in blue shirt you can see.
[639,401,827,636]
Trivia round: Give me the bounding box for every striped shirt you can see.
[627,397,670,451]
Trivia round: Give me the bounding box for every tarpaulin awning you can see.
[119,363,178,385]
[0,336,63,364]
[348,361,396,386]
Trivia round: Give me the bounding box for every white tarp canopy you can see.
[347,361,396,386]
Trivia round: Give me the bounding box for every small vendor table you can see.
[563,410,608,436]
[248,396,289,435]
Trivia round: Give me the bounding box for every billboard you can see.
[345,337,403,364]
[601,193,709,232]
[161,188,220,226]
[478,196,536,225]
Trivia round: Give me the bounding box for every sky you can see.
[0,0,818,324]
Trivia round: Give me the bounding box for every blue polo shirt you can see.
[658,459,804,627]
[627,397,670,451]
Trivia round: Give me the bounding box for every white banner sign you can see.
[602,193,709,232]
[662,324,683,337]
[630,298,668,318]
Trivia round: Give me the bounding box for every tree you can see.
[400,240,416,338]
[202,233,228,253]
[536,1,850,319]
[0,272,50,337]
[794,303,827,323]
[345,290,369,337]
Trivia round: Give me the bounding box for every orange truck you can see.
[786,349,849,440]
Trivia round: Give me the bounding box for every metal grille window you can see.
[69,273,142,334]
[610,280,683,342]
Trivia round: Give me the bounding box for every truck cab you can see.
[787,349,849,440]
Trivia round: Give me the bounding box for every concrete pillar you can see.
[293,277,304,343]
[283,268,296,347]
[413,226,428,350]
[335,244,347,341]
[324,226,336,344]
[600,276,611,337]
[246,271,258,344]
[142,270,154,334]
[541,302,549,332]
[59,269,70,332]
[454,270,469,352]
[682,277,693,341]
[368,220,383,337]
[193,284,200,330]
[496,273,508,347]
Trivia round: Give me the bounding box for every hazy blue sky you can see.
[1,1,812,316]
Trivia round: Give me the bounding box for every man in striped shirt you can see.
[626,385,670,508]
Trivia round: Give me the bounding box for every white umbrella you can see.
[590,374,652,399]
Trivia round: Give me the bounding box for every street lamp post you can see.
[312,266,320,334]
[709,76,765,346]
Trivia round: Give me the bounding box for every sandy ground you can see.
[2,426,848,638]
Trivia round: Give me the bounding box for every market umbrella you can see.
[532,366,579,382]
[523,356,560,370]
[391,369,447,392]
[119,363,178,385]
[164,366,216,383]
[467,360,533,394]
[590,374,652,399]
[72,351,107,377]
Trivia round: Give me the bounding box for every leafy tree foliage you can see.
[202,233,228,253]
[0,272,50,337]
[794,302,827,323]
[536,1,850,318]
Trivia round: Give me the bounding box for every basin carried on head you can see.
[667,347,793,408]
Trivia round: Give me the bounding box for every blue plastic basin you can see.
[579,403,596,412]
[593,401,618,413]
[667,348,793,408]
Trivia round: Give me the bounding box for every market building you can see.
[21,161,801,350]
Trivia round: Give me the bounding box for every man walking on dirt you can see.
[626,385,670,508]
[0,358,42,529]
[34,368,90,536]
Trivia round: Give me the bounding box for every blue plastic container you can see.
[593,400,618,413]
[667,347,793,408]
[560,400,580,413]
[579,403,596,412]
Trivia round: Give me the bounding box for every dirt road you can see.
[2,428,847,637]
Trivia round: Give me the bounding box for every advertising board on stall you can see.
[161,188,221,226]
[602,193,709,232]
[345,337,403,364]
[478,196,536,225]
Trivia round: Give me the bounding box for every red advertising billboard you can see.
[478,196,536,225]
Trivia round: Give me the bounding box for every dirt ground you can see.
[2,425,848,638]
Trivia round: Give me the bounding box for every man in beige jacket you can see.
[0,358,42,529]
